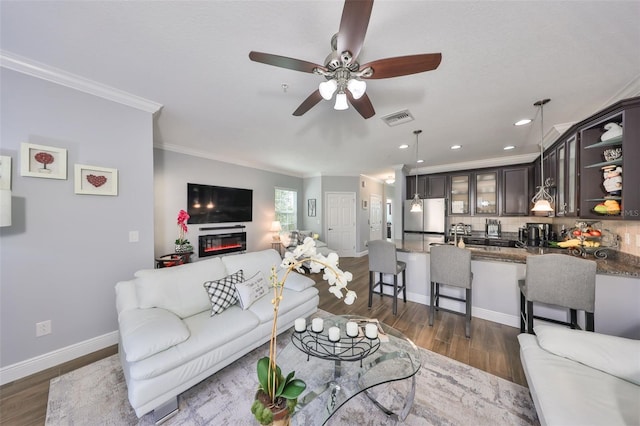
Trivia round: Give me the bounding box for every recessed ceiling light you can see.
[514,119,532,126]
[399,144,409,149]
[450,145,462,150]
[417,159,424,163]
[504,145,516,150]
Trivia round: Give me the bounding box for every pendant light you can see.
[531,98,554,213]
[410,130,423,213]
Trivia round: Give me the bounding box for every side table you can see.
[155,252,192,268]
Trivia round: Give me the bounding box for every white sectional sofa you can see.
[115,249,319,420]
[518,325,640,426]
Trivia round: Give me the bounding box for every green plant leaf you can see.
[256,357,270,391]
[280,378,306,399]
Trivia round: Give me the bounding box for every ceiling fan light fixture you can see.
[334,92,349,110]
[347,78,366,99]
[319,79,337,100]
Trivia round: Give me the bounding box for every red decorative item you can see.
[34,152,54,169]
[86,174,107,187]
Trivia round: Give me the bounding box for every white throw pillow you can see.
[235,271,270,310]
[535,324,640,385]
[119,308,190,362]
[203,270,243,315]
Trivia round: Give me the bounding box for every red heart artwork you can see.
[87,174,107,187]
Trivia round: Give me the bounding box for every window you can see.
[275,188,297,231]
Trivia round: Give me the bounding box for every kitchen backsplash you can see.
[447,215,640,257]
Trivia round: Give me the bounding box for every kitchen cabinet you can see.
[449,173,470,215]
[501,166,531,216]
[580,104,640,220]
[474,170,498,215]
[406,174,446,199]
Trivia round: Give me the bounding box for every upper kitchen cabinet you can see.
[406,174,446,199]
[474,170,498,215]
[579,101,640,220]
[501,166,532,216]
[449,173,470,215]
[542,133,580,217]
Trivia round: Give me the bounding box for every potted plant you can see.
[251,237,356,425]
[175,209,193,253]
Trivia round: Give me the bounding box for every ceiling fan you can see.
[249,0,442,119]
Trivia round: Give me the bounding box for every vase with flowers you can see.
[251,237,356,425]
[175,209,193,253]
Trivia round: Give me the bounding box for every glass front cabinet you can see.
[474,171,498,215]
[449,174,470,215]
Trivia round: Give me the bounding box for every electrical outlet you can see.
[129,231,139,243]
[625,233,631,245]
[36,320,51,337]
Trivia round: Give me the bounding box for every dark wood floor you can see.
[0,255,527,426]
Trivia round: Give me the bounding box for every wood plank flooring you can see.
[0,255,527,426]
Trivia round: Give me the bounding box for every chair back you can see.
[524,254,596,311]
[368,240,399,274]
[430,245,472,289]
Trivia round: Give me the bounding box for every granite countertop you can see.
[394,239,640,278]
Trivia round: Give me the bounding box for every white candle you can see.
[365,323,378,339]
[312,318,324,333]
[294,318,306,332]
[328,326,341,342]
[346,321,358,337]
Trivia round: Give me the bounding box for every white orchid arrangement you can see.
[253,237,355,423]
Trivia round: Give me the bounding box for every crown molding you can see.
[0,50,162,114]
[411,153,539,175]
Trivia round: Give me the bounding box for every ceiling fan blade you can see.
[293,90,324,116]
[347,92,375,119]
[336,0,374,60]
[249,51,325,74]
[360,53,442,79]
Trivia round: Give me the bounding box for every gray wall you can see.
[0,68,155,367]
[153,149,303,259]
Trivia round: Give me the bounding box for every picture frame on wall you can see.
[0,156,11,190]
[20,143,67,180]
[74,164,118,196]
[308,199,316,217]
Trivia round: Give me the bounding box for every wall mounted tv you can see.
[187,183,253,224]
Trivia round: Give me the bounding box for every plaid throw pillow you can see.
[203,270,243,315]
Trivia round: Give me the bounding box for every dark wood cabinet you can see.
[426,175,446,198]
[501,166,531,216]
[449,173,470,215]
[474,170,498,215]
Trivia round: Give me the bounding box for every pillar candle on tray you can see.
[312,318,324,333]
[294,318,306,332]
[346,321,358,337]
[365,323,378,339]
[328,326,341,342]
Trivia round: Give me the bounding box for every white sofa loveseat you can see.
[518,325,640,426]
[115,249,319,420]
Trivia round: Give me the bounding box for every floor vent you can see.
[381,110,414,127]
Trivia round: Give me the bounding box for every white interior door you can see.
[369,194,383,242]
[326,192,356,257]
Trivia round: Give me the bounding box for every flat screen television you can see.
[187,183,253,224]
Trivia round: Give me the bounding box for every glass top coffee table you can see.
[278,315,421,425]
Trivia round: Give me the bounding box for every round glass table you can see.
[278,315,421,425]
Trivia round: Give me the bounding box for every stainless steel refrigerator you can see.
[403,198,447,241]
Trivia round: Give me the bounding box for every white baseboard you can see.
[0,331,119,385]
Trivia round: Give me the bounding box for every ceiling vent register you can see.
[381,110,414,127]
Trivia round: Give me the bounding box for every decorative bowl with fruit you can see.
[558,222,618,259]
[593,199,621,216]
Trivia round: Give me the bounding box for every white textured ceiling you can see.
[2,1,639,180]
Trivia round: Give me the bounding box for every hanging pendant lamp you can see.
[410,130,423,213]
[531,98,554,213]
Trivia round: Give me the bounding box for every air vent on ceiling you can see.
[381,110,414,127]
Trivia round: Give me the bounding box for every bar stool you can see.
[368,240,407,315]
[519,254,596,334]
[429,245,473,338]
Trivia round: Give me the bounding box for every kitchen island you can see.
[383,238,640,339]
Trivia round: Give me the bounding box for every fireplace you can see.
[199,232,246,257]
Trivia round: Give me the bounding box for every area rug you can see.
[46,329,538,425]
